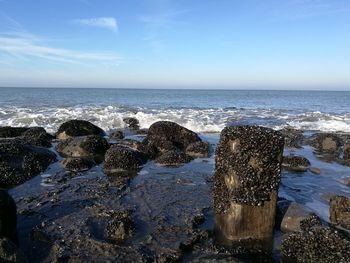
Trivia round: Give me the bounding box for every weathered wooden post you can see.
[214,125,284,250]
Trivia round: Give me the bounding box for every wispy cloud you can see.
[140,10,188,52]
[0,34,122,64]
[73,17,118,32]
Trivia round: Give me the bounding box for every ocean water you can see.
[0,87,350,133]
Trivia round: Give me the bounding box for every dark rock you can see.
[275,198,292,230]
[0,127,29,138]
[104,145,148,173]
[214,125,284,209]
[20,127,53,148]
[329,196,350,230]
[280,202,321,233]
[343,177,350,186]
[109,130,124,140]
[279,127,304,148]
[310,133,343,155]
[0,139,56,187]
[0,238,27,263]
[281,227,350,263]
[155,151,193,167]
[185,141,210,158]
[344,144,350,159]
[105,211,134,242]
[56,135,109,162]
[282,155,311,172]
[135,129,148,135]
[143,121,201,158]
[123,117,140,130]
[0,190,17,243]
[56,120,105,140]
[115,139,150,156]
[60,157,96,172]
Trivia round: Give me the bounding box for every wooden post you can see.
[214,126,284,250]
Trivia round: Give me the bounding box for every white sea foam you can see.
[0,105,349,133]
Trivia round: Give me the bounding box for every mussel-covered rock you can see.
[143,121,201,158]
[0,190,17,242]
[56,120,105,140]
[329,195,350,230]
[109,130,124,140]
[105,211,134,242]
[0,238,27,263]
[280,202,321,233]
[281,227,350,262]
[282,155,311,172]
[123,117,140,130]
[56,135,109,162]
[60,157,96,172]
[155,150,193,166]
[0,139,56,187]
[185,141,210,158]
[20,127,54,147]
[310,133,343,155]
[0,127,29,138]
[279,127,304,148]
[104,145,148,173]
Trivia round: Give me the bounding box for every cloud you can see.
[73,17,118,32]
[0,33,122,65]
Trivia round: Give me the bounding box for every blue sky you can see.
[0,0,350,89]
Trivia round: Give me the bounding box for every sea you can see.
[1,88,350,133]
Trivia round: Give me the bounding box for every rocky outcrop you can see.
[0,139,56,187]
[279,127,304,148]
[155,150,193,166]
[123,117,140,130]
[185,141,210,158]
[281,227,350,262]
[0,238,27,263]
[329,195,350,230]
[280,202,321,233]
[20,127,53,148]
[109,130,124,140]
[104,145,148,174]
[56,120,105,140]
[60,157,96,172]
[105,211,134,242]
[310,133,343,155]
[0,127,29,138]
[282,155,311,172]
[56,135,109,162]
[143,121,201,157]
[0,190,17,243]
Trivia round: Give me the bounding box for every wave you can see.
[0,105,350,134]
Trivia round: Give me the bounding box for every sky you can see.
[0,0,350,89]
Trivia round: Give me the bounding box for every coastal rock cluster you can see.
[0,121,350,262]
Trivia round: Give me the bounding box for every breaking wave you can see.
[0,105,350,134]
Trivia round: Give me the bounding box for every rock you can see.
[343,144,350,159]
[280,202,321,233]
[310,133,343,155]
[143,121,201,157]
[60,157,96,172]
[135,129,148,135]
[281,227,350,263]
[0,238,27,263]
[56,120,105,140]
[185,141,210,158]
[343,177,350,186]
[309,167,321,174]
[0,190,17,243]
[0,139,56,187]
[20,127,53,147]
[214,125,284,249]
[329,196,350,230]
[109,130,124,140]
[279,127,304,148]
[105,211,134,242]
[155,150,193,166]
[0,127,29,138]
[123,117,140,130]
[104,145,148,174]
[56,135,109,162]
[115,139,150,155]
[282,155,310,172]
